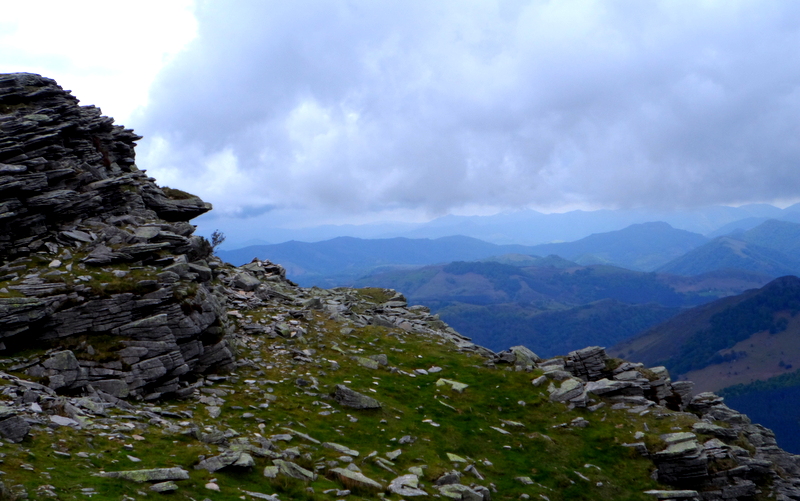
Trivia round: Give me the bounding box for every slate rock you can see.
[549,378,585,402]
[150,481,179,493]
[438,484,485,501]
[98,467,190,483]
[330,467,383,490]
[0,414,30,443]
[509,345,541,366]
[389,474,427,496]
[332,385,381,409]
[323,442,359,456]
[436,378,468,393]
[272,459,317,481]
[196,450,255,472]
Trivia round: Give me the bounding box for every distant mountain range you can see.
[657,220,800,277]
[219,218,800,287]
[527,221,708,271]
[217,235,540,287]
[214,202,800,248]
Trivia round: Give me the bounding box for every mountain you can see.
[527,222,708,271]
[483,253,579,268]
[7,72,800,499]
[737,218,800,255]
[657,219,800,277]
[361,260,698,307]
[218,222,709,288]
[611,275,800,379]
[657,237,800,277]
[212,201,790,249]
[219,220,800,289]
[433,299,680,356]
[356,260,771,357]
[217,235,541,286]
[706,210,800,238]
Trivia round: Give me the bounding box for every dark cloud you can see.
[132,0,800,224]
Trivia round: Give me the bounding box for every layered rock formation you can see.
[0,73,234,399]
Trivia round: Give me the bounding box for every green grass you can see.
[352,287,397,305]
[162,187,197,200]
[0,282,761,500]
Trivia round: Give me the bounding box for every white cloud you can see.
[0,0,197,123]
[9,1,800,226]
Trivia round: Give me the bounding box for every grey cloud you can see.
[132,0,800,223]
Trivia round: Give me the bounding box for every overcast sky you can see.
[3,1,800,230]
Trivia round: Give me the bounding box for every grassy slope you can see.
[0,296,709,501]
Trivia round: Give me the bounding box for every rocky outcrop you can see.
[529,344,800,499]
[0,73,233,399]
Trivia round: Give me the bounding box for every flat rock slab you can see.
[149,481,178,493]
[330,467,383,491]
[447,453,468,463]
[272,459,317,481]
[333,384,381,409]
[282,427,321,444]
[323,442,359,456]
[98,467,190,483]
[435,378,468,393]
[389,474,427,497]
[510,345,542,365]
[196,450,254,472]
[661,432,696,445]
[354,356,380,369]
[438,484,484,501]
[550,378,585,402]
[49,415,81,428]
[644,490,701,500]
[655,440,701,458]
[242,490,280,500]
[585,378,634,395]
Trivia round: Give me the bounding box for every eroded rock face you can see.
[0,73,233,399]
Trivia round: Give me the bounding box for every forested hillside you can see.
[358,260,770,356]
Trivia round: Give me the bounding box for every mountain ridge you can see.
[3,71,800,500]
[657,220,800,278]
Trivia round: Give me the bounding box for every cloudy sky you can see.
[3,1,800,233]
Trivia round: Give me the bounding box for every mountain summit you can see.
[1,73,800,500]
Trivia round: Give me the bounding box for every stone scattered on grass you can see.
[329,467,384,491]
[273,459,317,482]
[97,467,190,483]
[436,378,468,393]
[332,385,382,409]
[389,474,427,497]
[149,481,178,493]
[323,442,360,456]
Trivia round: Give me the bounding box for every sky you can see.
[3,1,800,236]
